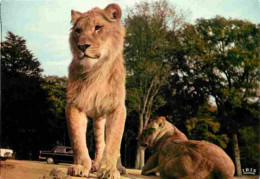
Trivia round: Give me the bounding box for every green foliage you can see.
[126,87,142,114]
[125,0,185,124]
[177,17,259,174]
[124,0,187,168]
[239,126,260,167]
[42,76,67,127]
[1,31,42,77]
[1,32,70,159]
[1,32,47,159]
[177,16,259,131]
[186,104,229,148]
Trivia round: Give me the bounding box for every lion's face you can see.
[69,4,124,64]
[139,117,166,147]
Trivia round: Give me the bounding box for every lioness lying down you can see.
[139,117,235,179]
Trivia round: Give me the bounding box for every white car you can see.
[0,148,13,160]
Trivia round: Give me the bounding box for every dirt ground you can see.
[0,160,258,179]
[0,159,158,179]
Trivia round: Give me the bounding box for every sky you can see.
[2,0,260,77]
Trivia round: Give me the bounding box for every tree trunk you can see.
[136,112,145,169]
[135,145,145,169]
[232,132,242,176]
[135,146,140,169]
[135,77,164,169]
[140,147,145,169]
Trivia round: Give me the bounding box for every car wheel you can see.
[47,157,54,164]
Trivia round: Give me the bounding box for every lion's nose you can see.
[77,44,91,52]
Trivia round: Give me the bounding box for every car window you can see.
[51,147,56,152]
[66,148,73,153]
[55,146,65,153]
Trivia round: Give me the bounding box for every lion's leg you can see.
[97,105,126,178]
[141,152,159,176]
[92,117,106,172]
[66,105,91,177]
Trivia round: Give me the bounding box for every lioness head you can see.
[69,4,124,64]
[139,116,166,147]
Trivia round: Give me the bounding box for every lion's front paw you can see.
[67,164,91,177]
[91,160,100,172]
[97,158,120,179]
[117,164,126,175]
[98,167,120,179]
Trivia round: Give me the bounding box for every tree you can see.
[1,32,47,159]
[42,76,69,146]
[1,32,42,77]
[158,21,210,134]
[124,0,186,169]
[186,103,229,148]
[239,125,260,171]
[177,17,259,176]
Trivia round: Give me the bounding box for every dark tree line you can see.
[1,32,70,159]
[1,0,259,176]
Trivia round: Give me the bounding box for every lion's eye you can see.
[74,28,82,34]
[95,25,102,31]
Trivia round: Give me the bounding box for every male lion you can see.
[66,4,126,178]
[139,117,235,179]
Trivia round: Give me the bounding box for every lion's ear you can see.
[104,4,122,21]
[157,116,166,125]
[71,10,82,24]
[160,116,166,122]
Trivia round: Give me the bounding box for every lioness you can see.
[66,4,126,178]
[139,117,235,179]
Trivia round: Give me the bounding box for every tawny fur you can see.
[139,117,235,179]
[66,4,126,178]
